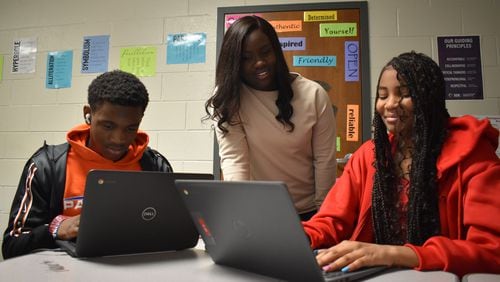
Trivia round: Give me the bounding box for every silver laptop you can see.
[174,180,386,282]
[56,170,213,257]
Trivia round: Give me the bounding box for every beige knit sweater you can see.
[216,74,337,213]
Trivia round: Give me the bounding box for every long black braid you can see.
[372,51,450,245]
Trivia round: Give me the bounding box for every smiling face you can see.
[85,102,143,162]
[240,28,277,91]
[376,67,414,135]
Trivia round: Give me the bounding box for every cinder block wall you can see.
[0,0,498,260]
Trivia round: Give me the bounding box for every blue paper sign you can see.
[81,35,109,73]
[167,33,206,64]
[279,37,306,51]
[344,41,359,81]
[46,50,73,89]
[293,56,336,67]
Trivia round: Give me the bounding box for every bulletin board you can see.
[213,2,370,179]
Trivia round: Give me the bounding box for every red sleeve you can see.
[303,141,375,249]
[407,149,500,276]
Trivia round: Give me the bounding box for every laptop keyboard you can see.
[322,266,387,282]
[323,270,349,280]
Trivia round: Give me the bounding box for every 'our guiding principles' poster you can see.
[438,36,483,100]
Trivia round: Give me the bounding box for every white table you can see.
[462,273,500,282]
[0,241,462,282]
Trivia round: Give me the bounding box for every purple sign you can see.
[344,41,359,82]
[279,37,306,51]
[437,36,483,100]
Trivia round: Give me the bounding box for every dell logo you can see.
[141,207,157,221]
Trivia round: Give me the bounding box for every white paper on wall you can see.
[12,37,37,74]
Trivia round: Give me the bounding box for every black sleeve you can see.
[2,153,57,259]
[140,147,174,173]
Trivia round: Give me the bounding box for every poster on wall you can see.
[81,35,110,73]
[166,33,206,64]
[119,46,157,77]
[11,37,37,74]
[437,36,483,100]
[46,50,73,89]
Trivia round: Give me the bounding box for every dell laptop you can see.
[56,170,213,257]
[174,180,386,282]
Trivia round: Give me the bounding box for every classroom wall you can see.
[0,0,498,260]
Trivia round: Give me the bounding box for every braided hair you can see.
[372,51,450,245]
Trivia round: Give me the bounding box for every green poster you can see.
[320,23,357,37]
[119,46,157,77]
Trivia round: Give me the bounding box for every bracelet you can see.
[49,215,69,239]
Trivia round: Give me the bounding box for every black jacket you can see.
[2,142,172,259]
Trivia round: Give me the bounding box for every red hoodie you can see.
[63,124,149,216]
[303,115,500,276]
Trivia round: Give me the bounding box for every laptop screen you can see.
[65,170,212,257]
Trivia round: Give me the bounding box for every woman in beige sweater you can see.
[205,16,336,220]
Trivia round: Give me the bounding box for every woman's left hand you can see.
[315,240,418,272]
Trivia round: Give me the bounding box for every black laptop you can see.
[56,170,213,257]
[174,180,387,282]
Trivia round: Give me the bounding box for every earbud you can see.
[85,113,91,125]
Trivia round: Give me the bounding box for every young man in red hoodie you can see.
[2,70,172,259]
[303,52,500,277]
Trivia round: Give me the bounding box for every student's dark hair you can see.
[205,15,294,133]
[88,70,149,113]
[372,51,450,245]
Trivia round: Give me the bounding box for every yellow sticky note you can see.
[119,46,157,77]
[304,11,337,22]
[346,104,359,142]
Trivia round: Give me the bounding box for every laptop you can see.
[56,170,213,257]
[174,180,387,282]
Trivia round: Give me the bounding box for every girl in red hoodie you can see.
[303,51,500,277]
